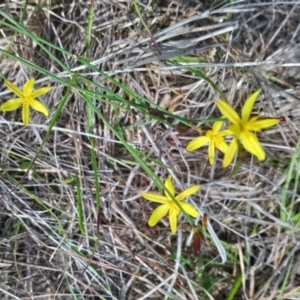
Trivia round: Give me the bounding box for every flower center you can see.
[229,124,242,137]
[168,201,180,215]
[24,96,32,104]
[242,122,252,132]
[213,134,223,145]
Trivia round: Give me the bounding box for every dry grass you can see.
[0,0,300,299]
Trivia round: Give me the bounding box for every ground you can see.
[0,1,300,300]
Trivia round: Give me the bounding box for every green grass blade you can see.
[75,175,85,234]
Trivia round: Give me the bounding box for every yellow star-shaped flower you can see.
[186,120,230,165]
[216,89,279,167]
[142,175,200,234]
[1,78,51,126]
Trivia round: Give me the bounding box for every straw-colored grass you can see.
[0,1,300,299]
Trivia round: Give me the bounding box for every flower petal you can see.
[218,129,232,137]
[249,115,260,122]
[148,204,169,227]
[31,87,52,98]
[248,118,279,131]
[223,138,238,167]
[23,78,35,96]
[142,193,169,204]
[5,81,24,98]
[216,99,241,125]
[212,120,224,133]
[164,175,175,199]
[30,99,49,116]
[180,202,199,218]
[176,185,200,201]
[241,89,261,123]
[208,140,215,165]
[215,138,229,154]
[240,132,265,161]
[0,99,23,111]
[22,103,30,126]
[169,207,178,234]
[186,136,209,151]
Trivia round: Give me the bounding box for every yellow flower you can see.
[186,120,230,165]
[1,78,51,126]
[216,89,279,167]
[142,175,200,234]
